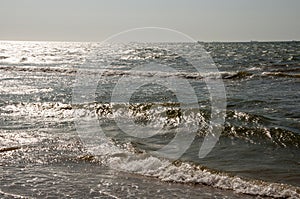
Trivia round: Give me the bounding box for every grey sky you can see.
[0,0,299,42]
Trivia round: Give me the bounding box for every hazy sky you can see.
[0,0,299,42]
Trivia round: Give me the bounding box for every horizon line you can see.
[0,39,299,43]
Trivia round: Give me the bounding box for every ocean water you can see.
[0,40,299,198]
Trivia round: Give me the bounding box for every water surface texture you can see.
[0,41,299,198]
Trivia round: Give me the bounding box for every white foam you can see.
[102,153,300,198]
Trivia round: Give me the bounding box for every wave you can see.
[262,72,300,78]
[2,64,300,81]
[2,101,300,198]
[77,131,300,198]
[222,71,253,79]
[79,149,300,198]
[2,102,299,148]
[0,65,76,74]
[0,65,254,81]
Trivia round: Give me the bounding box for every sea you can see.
[0,40,299,198]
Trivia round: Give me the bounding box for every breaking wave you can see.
[1,101,300,198]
